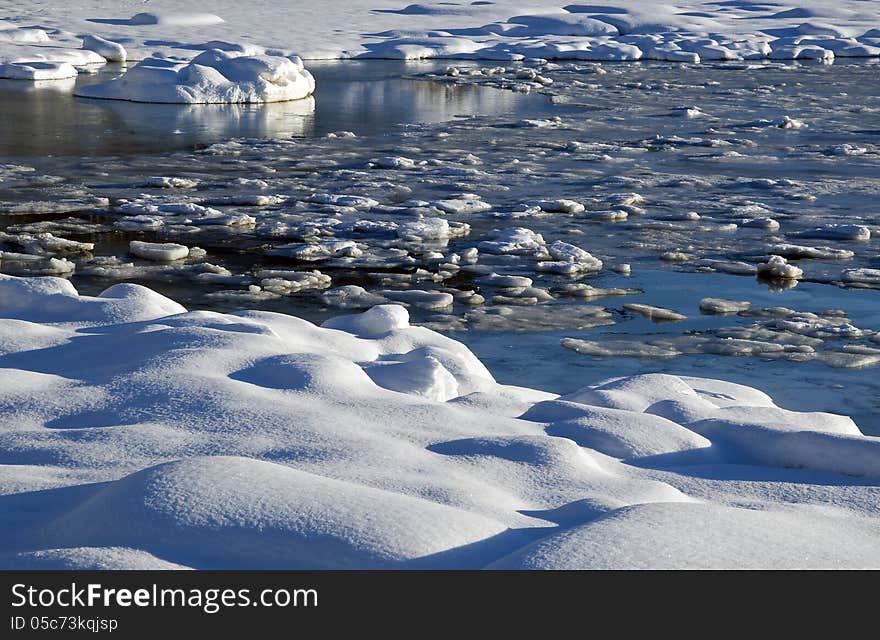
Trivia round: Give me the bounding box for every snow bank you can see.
[2,1,880,68]
[75,50,315,104]
[0,61,77,80]
[0,274,879,569]
[490,502,880,569]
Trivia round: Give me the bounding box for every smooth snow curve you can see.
[1,274,878,569]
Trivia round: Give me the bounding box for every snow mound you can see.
[1,275,878,569]
[80,34,126,62]
[42,456,506,569]
[0,61,77,80]
[0,274,186,324]
[522,400,711,460]
[129,12,225,27]
[0,547,190,570]
[74,50,315,104]
[490,502,880,569]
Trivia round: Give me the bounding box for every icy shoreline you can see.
[2,2,880,77]
[0,273,878,569]
[2,2,878,102]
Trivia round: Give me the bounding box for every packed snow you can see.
[1,1,880,86]
[0,274,878,569]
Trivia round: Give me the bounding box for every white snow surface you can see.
[1,1,879,69]
[75,50,315,104]
[1,274,879,569]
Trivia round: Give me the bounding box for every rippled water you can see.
[2,59,879,432]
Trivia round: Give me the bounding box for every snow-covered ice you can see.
[75,50,315,104]
[2,0,880,83]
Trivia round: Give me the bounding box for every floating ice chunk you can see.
[558,284,639,300]
[76,50,315,104]
[660,251,693,263]
[373,156,421,169]
[795,224,871,242]
[476,273,533,288]
[432,198,492,214]
[826,144,868,156]
[613,263,632,276]
[478,228,545,255]
[657,211,701,222]
[0,197,110,216]
[378,290,454,310]
[699,298,751,315]
[516,117,563,129]
[269,240,362,261]
[757,255,803,280]
[533,199,585,214]
[561,338,681,358]
[1,232,93,256]
[203,194,285,206]
[206,286,281,302]
[0,61,78,81]
[257,271,331,294]
[777,116,807,129]
[767,244,854,260]
[142,176,200,189]
[741,217,780,231]
[623,303,686,322]
[818,351,880,369]
[129,241,190,262]
[0,252,76,275]
[841,269,880,286]
[81,34,127,62]
[320,286,390,309]
[396,218,470,241]
[538,240,602,274]
[464,304,614,332]
[307,193,378,209]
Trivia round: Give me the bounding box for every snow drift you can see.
[0,274,878,569]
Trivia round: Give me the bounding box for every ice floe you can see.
[75,50,315,104]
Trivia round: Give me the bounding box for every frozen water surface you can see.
[2,59,880,434]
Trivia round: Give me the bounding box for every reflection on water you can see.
[0,61,545,157]
[94,96,317,143]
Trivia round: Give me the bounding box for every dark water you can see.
[453,269,880,436]
[0,60,548,156]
